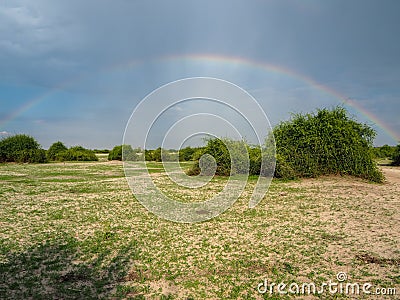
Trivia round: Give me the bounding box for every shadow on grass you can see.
[0,232,139,299]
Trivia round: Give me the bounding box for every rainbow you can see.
[0,73,87,131]
[1,53,398,144]
[160,54,399,143]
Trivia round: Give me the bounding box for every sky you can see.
[0,0,399,149]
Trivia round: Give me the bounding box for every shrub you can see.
[108,145,123,160]
[273,106,383,182]
[47,141,68,161]
[274,154,297,180]
[109,145,140,161]
[0,134,47,163]
[186,138,276,177]
[15,149,47,163]
[57,146,98,161]
[372,144,396,159]
[179,146,197,161]
[392,144,400,166]
[144,148,177,162]
[187,138,251,176]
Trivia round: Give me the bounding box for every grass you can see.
[0,161,399,299]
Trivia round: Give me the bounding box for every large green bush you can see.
[47,141,68,161]
[0,134,47,163]
[392,144,400,166]
[273,106,383,182]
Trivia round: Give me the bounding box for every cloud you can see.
[0,1,399,147]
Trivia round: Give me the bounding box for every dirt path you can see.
[382,166,400,185]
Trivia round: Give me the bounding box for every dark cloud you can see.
[1,0,399,147]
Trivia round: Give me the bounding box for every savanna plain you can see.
[0,158,399,299]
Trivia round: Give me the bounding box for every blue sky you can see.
[0,0,399,149]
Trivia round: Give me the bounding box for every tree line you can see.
[0,136,98,163]
[1,107,399,182]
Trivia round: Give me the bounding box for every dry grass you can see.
[0,161,399,299]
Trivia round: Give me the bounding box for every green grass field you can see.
[0,161,399,299]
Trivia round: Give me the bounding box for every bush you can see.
[372,144,396,159]
[108,145,123,161]
[57,146,98,161]
[186,138,276,177]
[0,134,47,163]
[179,146,197,161]
[274,154,297,180]
[187,138,252,176]
[188,138,231,176]
[273,106,383,182]
[47,141,68,161]
[108,145,140,161]
[392,144,400,166]
[15,149,47,163]
[144,148,177,162]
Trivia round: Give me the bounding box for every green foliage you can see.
[178,146,197,161]
[108,145,140,161]
[273,106,383,182]
[187,138,277,177]
[188,138,252,176]
[57,146,98,161]
[189,138,230,176]
[152,147,163,162]
[247,146,262,175]
[391,144,400,166]
[144,149,154,161]
[274,154,297,180]
[108,145,123,160]
[47,141,68,161]
[93,149,110,154]
[15,149,47,163]
[144,148,177,162]
[372,144,396,159]
[0,134,47,163]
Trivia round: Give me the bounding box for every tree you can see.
[0,134,46,163]
[47,141,68,161]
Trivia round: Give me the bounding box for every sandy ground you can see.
[0,163,398,299]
